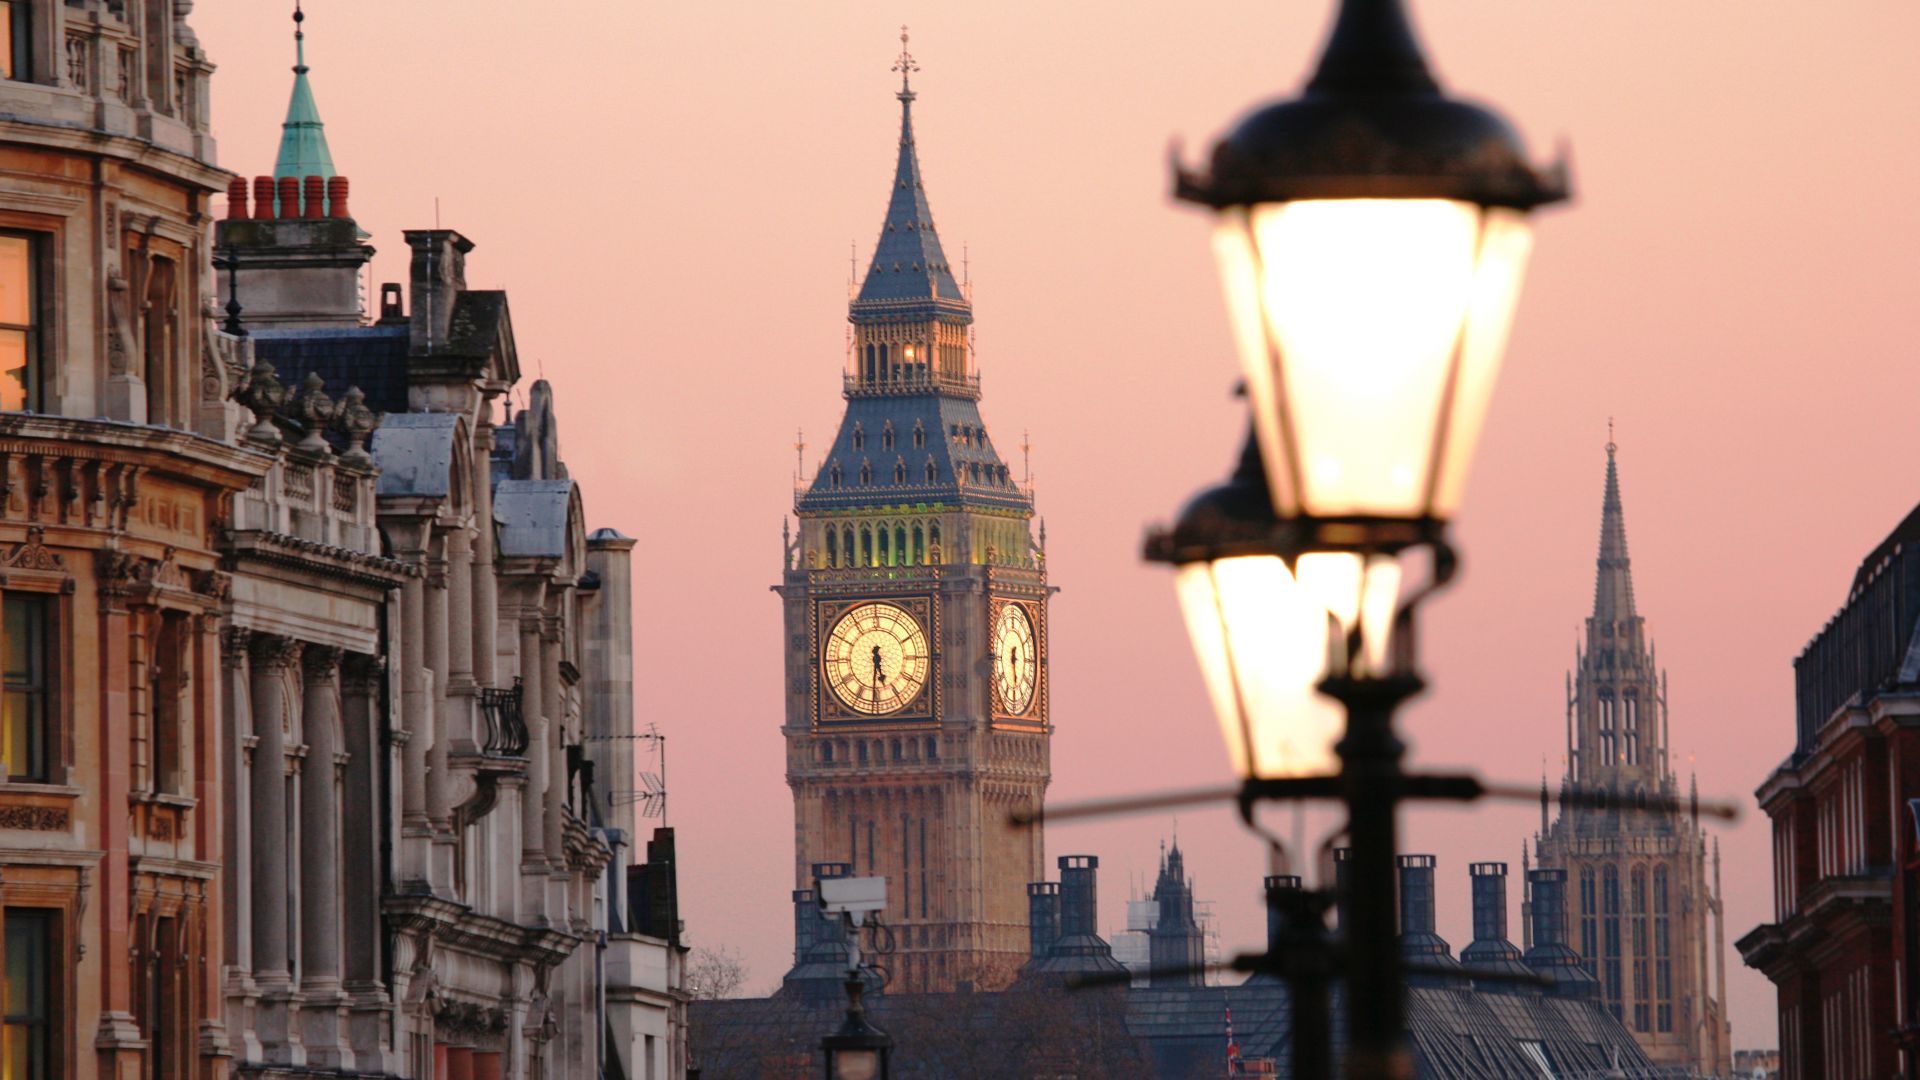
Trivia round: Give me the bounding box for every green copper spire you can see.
[274,2,337,181]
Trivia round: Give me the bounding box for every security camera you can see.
[817,875,887,926]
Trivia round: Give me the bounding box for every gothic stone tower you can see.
[778,41,1049,993]
[1534,443,1733,1075]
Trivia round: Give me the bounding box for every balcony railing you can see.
[843,371,981,400]
[478,679,528,757]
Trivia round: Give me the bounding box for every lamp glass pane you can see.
[1431,209,1533,515]
[1175,557,1341,779]
[1294,552,1403,677]
[834,1048,880,1080]
[1212,221,1298,514]
[1239,199,1483,518]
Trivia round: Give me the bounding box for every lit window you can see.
[0,235,42,412]
[0,2,29,83]
[3,907,59,1080]
[3,594,50,783]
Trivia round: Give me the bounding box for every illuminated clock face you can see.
[824,602,931,716]
[991,603,1038,715]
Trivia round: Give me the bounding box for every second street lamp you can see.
[1158,0,1568,1077]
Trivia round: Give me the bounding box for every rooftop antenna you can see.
[1021,429,1032,487]
[848,241,857,300]
[794,428,807,486]
[1607,416,1616,454]
[962,241,971,302]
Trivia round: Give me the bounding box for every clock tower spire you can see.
[776,35,1051,995]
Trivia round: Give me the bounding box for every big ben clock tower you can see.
[778,33,1050,993]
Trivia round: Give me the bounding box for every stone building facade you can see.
[1532,443,1733,1075]
[1737,500,1920,1080]
[0,4,680,1080]
[778,44,1050,994]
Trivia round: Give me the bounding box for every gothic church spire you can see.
[855,27,965,309]
[275,2,338,182]
[1591,435,1637,625]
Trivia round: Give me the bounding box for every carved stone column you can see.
[339,653,398,1072]
[541,622,566,872]
[399,571,431,887]
[221,626,266,1062]
[299,645,352,1068]
[424,541,455,893]
[471,427,499,687]
[248,633,306,1065]
[519,618,548,921]
[447,527,474,687]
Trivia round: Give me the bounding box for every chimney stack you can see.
[302,175,325,219]
[1522,867,1599,998]
[1059,855,1098,939]
[405,229,473,354]
[252,176,275,220]
[1460,862,1533,990]
[276,177,299,221]
[1396,855,1463,985]
[1264,874,1302,959]
[225,178,249,220]
[1025,855,1130,980]
[1026,882,1060,963]
[327,176,350,220]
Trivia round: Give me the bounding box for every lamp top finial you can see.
[892,25,919,101]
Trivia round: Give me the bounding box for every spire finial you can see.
[293,1,307,74]
[892,25,919,101]
[1606,416,1616,455]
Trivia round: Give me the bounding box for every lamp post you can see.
[821,974,892,1080]
[1152,0,1567,1075]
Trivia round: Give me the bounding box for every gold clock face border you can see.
[990,597,1045,725]
[814,596,937,725]
[990,599,1040,717]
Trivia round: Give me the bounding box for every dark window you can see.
[882,427,895,451]
[1579,866,1598,977]
[826,530,838,568]
[1602,865,1623,1020]
[3,594,51,782]
[925,736,936,760]
[852,426,865,451]
[149,612,187,794]
[925,460,937,483]
[0,2,30,82]
[894,461,905,485]
[821,742,834,763]
[857,741,868,765]
[913,424,925,449]
[0,234,44,412]
[859,462,872,486]
[3,908,58,1080]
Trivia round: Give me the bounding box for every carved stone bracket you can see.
[247,633,304,672]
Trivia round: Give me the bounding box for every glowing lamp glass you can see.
[831,1049,880,1080]
[1176,553,1403,780]
[1212,199,1534,520]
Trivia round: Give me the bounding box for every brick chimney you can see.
[404,229,473,354]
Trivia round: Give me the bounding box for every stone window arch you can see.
[842,526,855,566]
[912,524,925,565]
[894,525,907,565]
[826,529,839,568]
[878,526,891,566]
[860,526,873,566]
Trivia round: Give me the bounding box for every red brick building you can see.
[1738,503,1920,1079]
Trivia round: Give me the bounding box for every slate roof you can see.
[371,413,460,498]
[690,979,1673,1079]
[854,84,964,310]
[494,479,576,560]
[252,326,411,416]
[797,392,1029,515]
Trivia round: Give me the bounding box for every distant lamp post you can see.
[821,975,891,1080]
[1155,0,1568,1076]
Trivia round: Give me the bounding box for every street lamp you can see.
[1155,0,1567,1076]
[821,974,891,1080]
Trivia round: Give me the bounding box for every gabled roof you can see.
[371,413,462,498]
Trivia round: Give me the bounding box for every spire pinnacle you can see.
[892,24,919,101]
[1591,434,1637,623]
[275,0,337,183]
[293,1,307,74]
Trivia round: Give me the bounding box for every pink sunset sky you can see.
[193,1,1920,1047]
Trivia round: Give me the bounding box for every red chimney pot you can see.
[328,176,350,220]
[252,176,275,220]
[302,175,325,220]
[276,177,299,221]
[225,178,248,221]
